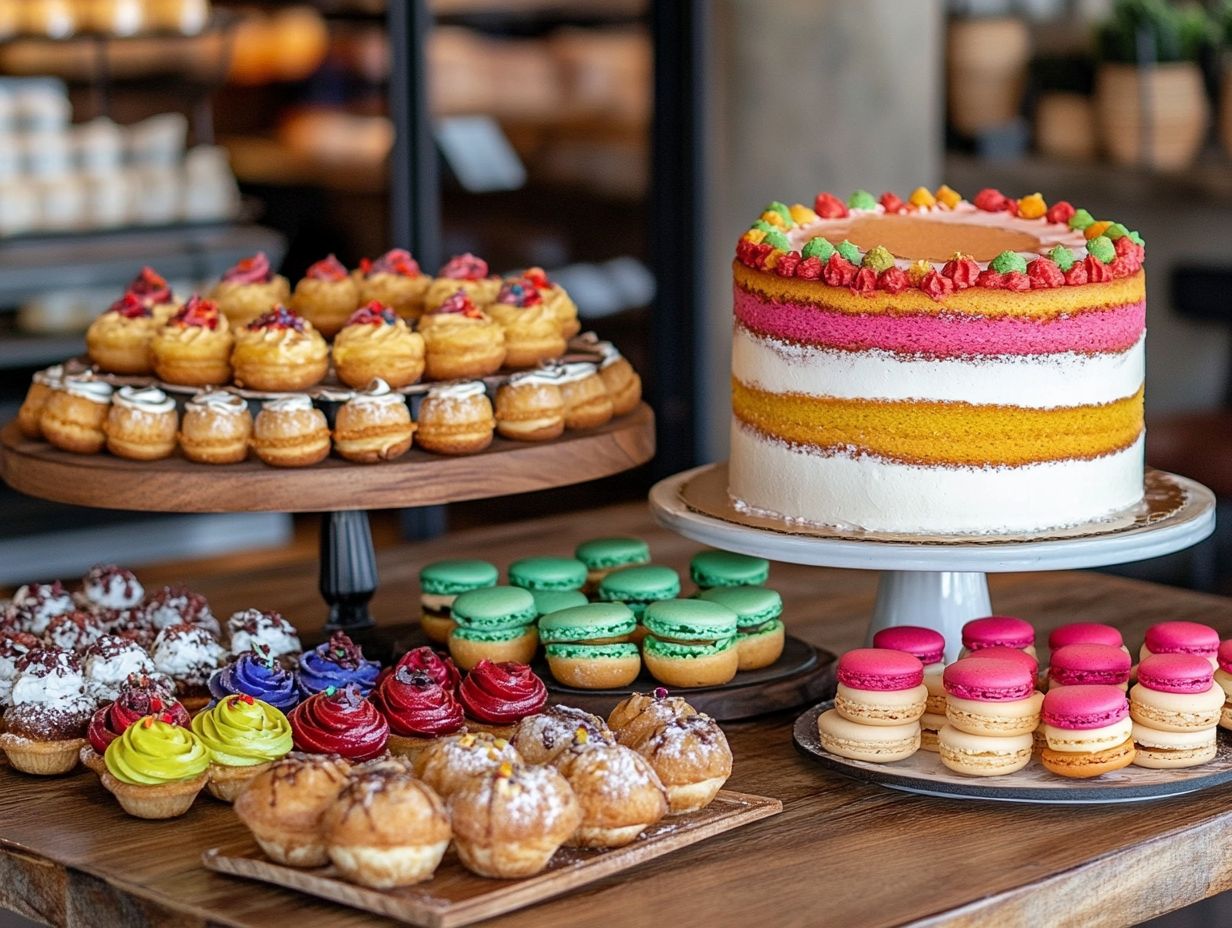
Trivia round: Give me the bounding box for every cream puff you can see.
[558,362,613,429]
[418,291,506,381]
[553,740,667,848]
[210,252,291,329]
[17,364,64,439]
[332,302,425,389]
[231,306,329,392]
[40,377,113,454]
[355,249,430,322]
[333,380,416,464]
[494,369,565,442]
[103,386,178,461]
[150,296,234,387]
[291,254,359,338]
[86,293,156,375]
[253,396,331,468]
[125,265,178,323]
[423,253,501,312]
[485,278,567,369]
[414,381,494,455]
[178,390,253,464]
[596,341,642,415]
[522,266,579,338]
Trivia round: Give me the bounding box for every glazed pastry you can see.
[233,752,353,867]
[252,396,331,467]
[142,585,219,636]
[86,292,156,374]
[495,369,566,442]
[521,266,579,338]
[449,762,581,878]
[40,377,113,454]
[288,684,389,761]
[225,608,302,662]
[149,623,227,711]
[323,767,451,889]
[231,306,329,391]
[125,265,178,323]
[43,611,104,653]
[457,659,547,739]
[192,694,294,801]
[355,249,430,321]
[4,582,75,636]
[631,714,732,814]
[595,340,642,415]
[210,252,291,329]
[17,364,64,439]
[419,560,499,645]
[80,564,143,613]
[103,385,178,460]
[209,647,300,713]
[557,361,613,429]
[387,646,462,693]
[412,730,522,799]
[0,633,42,711]
[485,278,567,369]
[554,736,667,847]
[82,635,158,702]
[150,296,234,387]
[332,302,425,389]
[101,716,210,819]
[80,675,187,774]
[0,648,94,775]
[179,390,253,464]
[371,667,465,761]
[423,253,502,311]
[608,690,698,748]
[297,631,380,698]
[511,705,615,765]
[415,381,495,455]
[419,290,506,380]
[291,255,359,338]
[333,379,416,463]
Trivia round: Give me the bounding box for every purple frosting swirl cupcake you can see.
[208,646,300,712]
[297,631,380,698]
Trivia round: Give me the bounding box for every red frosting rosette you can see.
[305,254,348,281]
[127,266,172,305]
[386,646,461,693]
[288,684,389,760]
[438,253,488,280]
[346,301,398,327]
[364,249,420,278]
[87,680,190,754]
[107,292,152,319]
[170,296,222,330]
[458,660,547,725]
[371,667,464,738]
[223,252,273,284]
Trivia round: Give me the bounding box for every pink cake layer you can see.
[733,286,1145,357]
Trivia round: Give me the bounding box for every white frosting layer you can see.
[264,395,313,413]
[558,362,599,383]
[84,642,156,702]
[226,609,302,659]
[115,385,175,414]
[508,368,565,387]
[428,381,486,401]
[350,378,405,409]
[729,421,1145,534]
[732,327,1145,409]
[33,364,65,387]
[189,390,248,415]
[64,378,113,404]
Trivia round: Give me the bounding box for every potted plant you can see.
[1094,0,1215,170]
[947,14,1032,136]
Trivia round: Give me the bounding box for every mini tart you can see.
[333,303,426,389]
[40,378,113,455]
[596,341,642,415]
[631,714,732,814]
[554,740,668,848]
[495,370,566,442]
[178,390,252,464]
[291,255,360,338]
[231,307,329,392]
[253,396,331,468]
[210,252,292,329]
[486,279,567,369]
[415,381,495,455]
[101,717,211,819]
[191,694,294,802]
[333,379,415,463]
[424,253,502,311]
[18,365,64,439]
[355,249,430,321]
[521,267,579,338]
[150,297,235,387]
[557,362,614,430]
[370,667,465,762]
[104,386,178,461]
[419,300,507,380]
[86,293,156,374]
[233,752,353,867]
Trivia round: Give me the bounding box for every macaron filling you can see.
[739,618,784,639]
[643,636,737,660]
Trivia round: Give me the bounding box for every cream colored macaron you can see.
[1128,683,1224,733]
[945,691,1044,738]
[918,712,947,753]
[937,726,1033,777]
[834,682,928,728]
[1130,722,1217,769]
[816,709,919,763]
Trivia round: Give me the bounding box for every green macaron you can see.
[697,586,783,631]
[643,598,738,646]
[450,585,537,630]
[596,565,681,618]
[539,603,636,645]
[508,556,588,592]
[545,641,640,661]
[450,625,535,644]
[531,589,589,618]
[574,537,651,571]
[690,550,770,589]
[420,559,499,596]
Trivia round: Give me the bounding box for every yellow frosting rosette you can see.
[192,695,293,768]
[104,717,209,785]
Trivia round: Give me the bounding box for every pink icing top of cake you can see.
[1041,684,1129,730]
[836,648,923,691]
[1048,623,1124,651]
[943,657,1034,702]
[1136,653,1214,695]
[1143,621,1219,657]
[1048,644,1131,687]
[962,616,1034,651]
[967,646,1037,676]
[870,627,944,665]
[1219,640,1232,675]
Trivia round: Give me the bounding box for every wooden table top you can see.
[3,501,1232,928]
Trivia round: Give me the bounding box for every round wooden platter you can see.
[0,403,655,514]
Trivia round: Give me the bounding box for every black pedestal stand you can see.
[319,510,378,632]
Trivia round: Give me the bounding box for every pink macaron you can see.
[943,657,1035,702]
[1142,621,1219,663]
[1219,639,1232,675]
[962,616,1035,653]
[1049,644,1132,688]
[1041,684,1129,730]
[872,626,945,666]
[1048,622,1124,651]
[969,646,1038,676]
[837,648,924,691]
[1135,653,1215,694]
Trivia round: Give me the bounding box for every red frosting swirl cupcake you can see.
[372,667,464,738]
[387,646,461,693]
[458,660,547,731]
[288,684,388,761]
[87,682,189,755]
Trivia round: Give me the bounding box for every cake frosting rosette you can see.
[43,611,104,653]
[384,646,461,693]
[296,632,380,698]
[4,582,74,635]
[209,646,300,712]
[79,565,144,612]
[81,634,160,702]
[82,675,189,774]
[371,666,464,761]
[0,631,42,708]
[458,660,547,738]
[150,623,226,711]
[192,693,294,801]
[225,609,302,662]
[142,586,219,635]
[101,716,211,819]
[288,684,388,761]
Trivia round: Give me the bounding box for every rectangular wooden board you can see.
[203,790,781,928]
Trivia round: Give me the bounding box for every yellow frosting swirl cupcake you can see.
[101,717,210,819]
[192,695,294,802]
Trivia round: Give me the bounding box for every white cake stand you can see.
[649,463,1217,662]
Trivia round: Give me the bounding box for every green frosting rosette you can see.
[191,695,293,768]
[103,717,210,785]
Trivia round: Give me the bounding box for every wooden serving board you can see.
[203,790,782,928]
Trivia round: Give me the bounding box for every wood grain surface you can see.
[0,501,1231,928]
[0,404,655,513]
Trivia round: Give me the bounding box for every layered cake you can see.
[729,186,1146,534]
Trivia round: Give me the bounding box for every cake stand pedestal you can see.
[650,463,1216,662]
